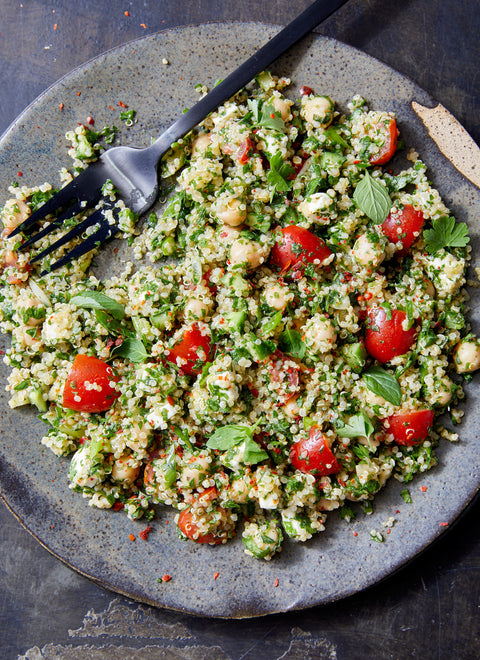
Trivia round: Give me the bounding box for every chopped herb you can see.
[423,215,470,253]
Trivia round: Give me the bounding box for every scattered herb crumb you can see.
[400,488,412,503]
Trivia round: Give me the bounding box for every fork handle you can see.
[147,0,348,162]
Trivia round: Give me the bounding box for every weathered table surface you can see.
[1,1,479,658]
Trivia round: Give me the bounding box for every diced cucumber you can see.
[341,342,367,373]
[28,388,47,412]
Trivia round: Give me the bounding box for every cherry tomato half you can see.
[381,204,424,252]
[177,487,223,544]
[369,118,398,166]
[386,409,434,446]
[63,354,119,413]
[365,306,417,363]
[290,425,341,476]
[270,225,332,272]
[166,323,213,376]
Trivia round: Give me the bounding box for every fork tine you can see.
[8,168,104,239]
[39,215,118,276]
[29,208,108,265]
[8,180,81,238]
[18,199,85,252]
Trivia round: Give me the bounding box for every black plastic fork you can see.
[9,0,348,275]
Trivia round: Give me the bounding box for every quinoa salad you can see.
[1,71,478,561]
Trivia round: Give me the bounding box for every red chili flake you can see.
[140,23,147,29]
[420,486,428,492]
[395,510,400,514]
[273,578,279,587]
[270,112,275,119]
[387,528,391,534]
[119,101,127,108]
[162,574,172,582]
[17,171,23,177]
[213,572,219,580]
[112,501,124,511]
[299,85,312,95]
[124,10,130,16]
[77,91,81,96]
[364,292,373,300]
[128,533,136,541]
[139,525,152,540]
[352,531,358,537]
[59,102,64,110]
[108,105,114,111]
[440,522,449,527]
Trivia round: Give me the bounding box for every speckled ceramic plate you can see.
[0,23,479,619]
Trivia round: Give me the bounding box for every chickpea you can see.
[191,133,211,158]
[111,454,140,485]
[421,278,436,299]
[272,96,292,121]
[126,422,152,452]
[301,95,334,127]
[283,396,301,418]
[227,475,251,503]
[303,313,337,354]
[454,337,480,373]
[426,376,454,406]
[264,282,289,311]
[217,197,246,227]
[2,199,31,236]
[352,233,385,269]
[180,455,211,489]
[217,223,242,244]
[184,293,213,321]
[229,238,270,270]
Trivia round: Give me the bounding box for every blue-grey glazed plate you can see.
[0,23,479,619]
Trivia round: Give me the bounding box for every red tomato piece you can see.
[270,225,332,272]
[236,137,254,164]
[369,118,398,166]
[166,323,213,376]
[365,306,417,363]
[290,425,341,476]
[381,204,424,252]
[63,354,119,413]
[177,487,223,545]
[386,409,434,446]
[178,509,221,544]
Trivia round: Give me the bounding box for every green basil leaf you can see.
[70,291,125,319]
[353,170,392,224]
[363,366,402,406]
[111,338,148,363]
[335,410,375,440]
[94,310,136,338]
[278,328,306,359]
[243,436,269,464]
[206,424,253,451]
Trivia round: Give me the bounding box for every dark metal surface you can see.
[1,0,479,657]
